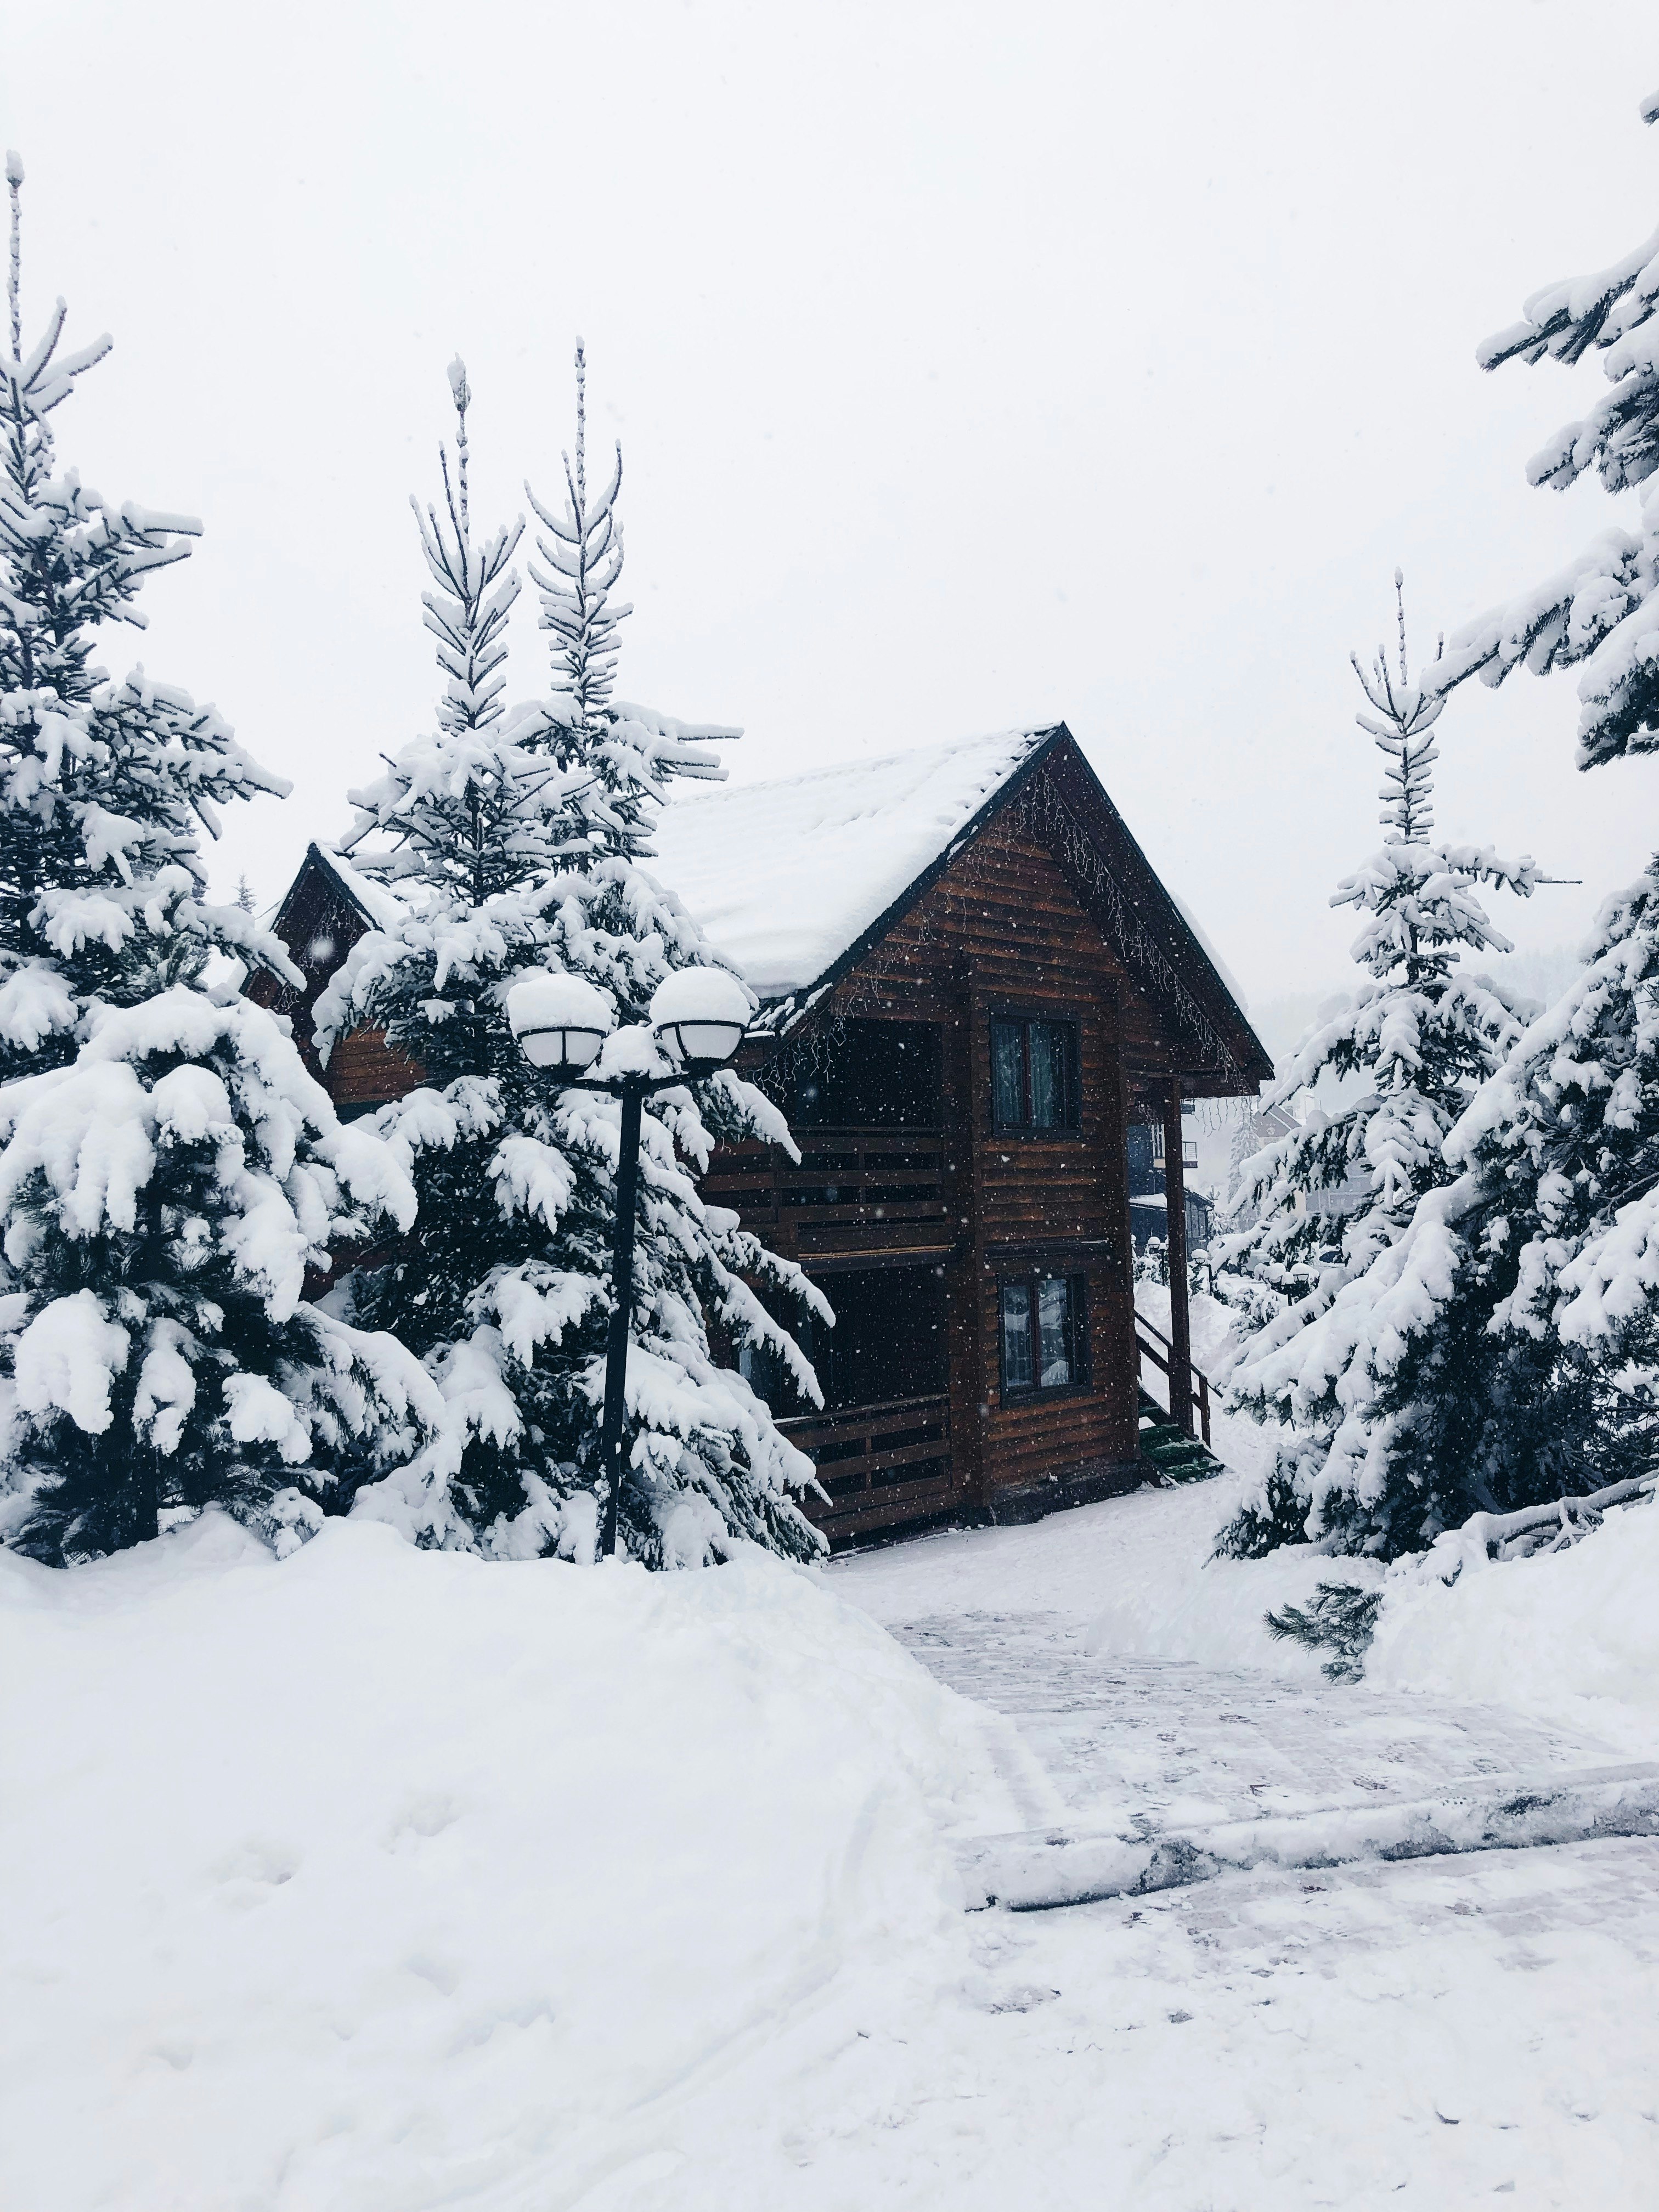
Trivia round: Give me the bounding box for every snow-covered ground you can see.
[5,1415,1659,2207]
[0,1517,1011,2210]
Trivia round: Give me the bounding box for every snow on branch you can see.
[1427,1472,1656,1568]
[410,357,523,737]
[525,340,630,732]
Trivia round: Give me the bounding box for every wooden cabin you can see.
[246,845,422,1116]
[258,723,1269,1548]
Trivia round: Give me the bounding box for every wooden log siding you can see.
[329,1025,425,1116]
[716,803,1163,1537]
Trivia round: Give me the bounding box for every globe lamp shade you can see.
[506,970,615,1074]
[649,967,752,1075]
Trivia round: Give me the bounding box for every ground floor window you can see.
[998,1272,1088,1397]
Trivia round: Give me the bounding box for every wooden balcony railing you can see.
[778,1391,953,1540]
[704,1127,951,1252]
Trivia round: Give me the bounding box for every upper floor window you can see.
[991,1016,1079,1132]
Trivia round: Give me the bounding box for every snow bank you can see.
[1368,1498,1659,1751]
[1081,1491,1380,1684]
[0,1516,1003,2211]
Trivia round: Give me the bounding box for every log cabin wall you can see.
[709,787,1171,1543]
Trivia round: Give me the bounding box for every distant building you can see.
[1125,1111,1216,1254]
[1225,1099,1371,1235]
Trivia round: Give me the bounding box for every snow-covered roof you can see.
[315,848,407,933]
[276,843,408,938]
[647,729,1051,1001]
[1166,885,1249,1018]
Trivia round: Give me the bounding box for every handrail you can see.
[1134,1314,1212,1448]
[777,1391,949,1432]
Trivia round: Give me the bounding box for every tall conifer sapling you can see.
[322,349,830,1565]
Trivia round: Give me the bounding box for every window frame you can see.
[988,1008,1083,1136]
[997,1268,1091,1401]
[1150,1123,1199,1171]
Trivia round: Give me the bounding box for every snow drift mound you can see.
[0,1517,997,2211]
[1367,1497,1659,1742]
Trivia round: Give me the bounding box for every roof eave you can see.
[749,725,1271,1092]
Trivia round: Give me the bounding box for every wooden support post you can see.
[960,962,995,1514]
[1106,994,1141,1464]
[1162,1075,1193,1437]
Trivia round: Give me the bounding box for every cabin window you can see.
[998,1272,1088,1397]
[780,1020,943,1128]
[991,1017,1080,1132]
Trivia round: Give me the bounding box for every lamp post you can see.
[506,964,752,1559]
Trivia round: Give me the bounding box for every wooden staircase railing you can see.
[1135,1314,1212,1448]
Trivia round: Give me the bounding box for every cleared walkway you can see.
[893,1604,1622,1835]
[890,1605,1659,1906]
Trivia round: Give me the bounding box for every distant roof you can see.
[648,727,1051,1001]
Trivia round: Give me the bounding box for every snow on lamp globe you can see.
[506,970,614,1075]
[648,966,752,1076]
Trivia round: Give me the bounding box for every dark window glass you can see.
[742,1266,947,1414]
[991,1017,1079,1132]
[1000,1273,1087,1397]
[1000,1280,1033,1391]
[1029,1022,1068,1128]
[991,1020,1025,1126]
[778,1020,942,1127]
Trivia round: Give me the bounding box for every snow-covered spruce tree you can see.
[1215,583,1538,1555]
[1427,89,1659,770]
[1218,97,1659,1561]
[1216,859,1659,1562]
[0,990,438,1562]
[319,349,828,1566]
[0,155,290,1079]
[0,155,437,1564]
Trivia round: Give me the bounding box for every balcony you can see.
[703,1126,953,1260]
[779,1392,954,1543]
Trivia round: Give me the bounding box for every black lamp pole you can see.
[510,974,751,1562]
[572,1067,701,1559]
[596,1079,645,1560]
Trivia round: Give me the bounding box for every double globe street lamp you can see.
[506,963,753,1559]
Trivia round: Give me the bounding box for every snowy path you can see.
[792,1491,1659,2207]
[889,1604,1620,1839]
[9,1498,1659,2208]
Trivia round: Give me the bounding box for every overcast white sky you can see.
[5,1,1658,1025]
